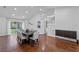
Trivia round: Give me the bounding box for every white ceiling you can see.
[0,6,55,20]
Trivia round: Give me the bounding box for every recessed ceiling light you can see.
[22,16,25,18]
[40,8,42,11]
[12,14,16,16]
[14,8,17,10]
[25,11,28,13]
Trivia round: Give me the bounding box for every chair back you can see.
[32,31,39,40]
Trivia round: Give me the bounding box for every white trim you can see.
[47,35,55,37]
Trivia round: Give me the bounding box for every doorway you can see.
[45,16,55,37]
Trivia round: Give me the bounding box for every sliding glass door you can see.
[10,22,22,34]
[8,20,24,35]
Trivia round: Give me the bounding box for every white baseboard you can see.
[47,34,55,37]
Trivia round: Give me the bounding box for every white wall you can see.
[55,7,79,39]
[0,17,7,36]
[55,7,78,31]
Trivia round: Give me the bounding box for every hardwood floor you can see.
[0,35,79,52]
